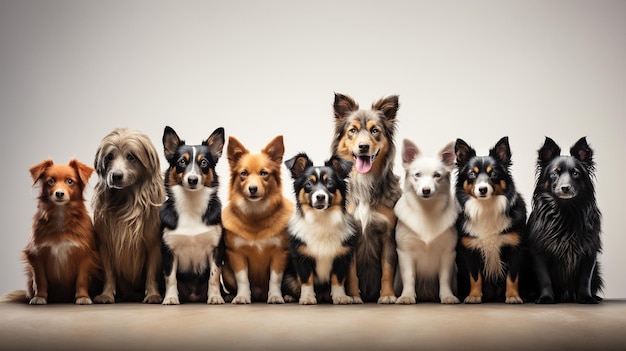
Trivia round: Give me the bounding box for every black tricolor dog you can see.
[528,137,603,304]
[160,126,226,304]
[283,153,360,304]
[454,137,528,303]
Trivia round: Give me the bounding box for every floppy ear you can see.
[263,135,285,164]
[69,158,95,187]
[29,159,54,184]
[227,136,249,170]
[401,139,420,167]
[371,95,399,121]
[163,126,183,162]
[439,141,456,169]
[204,127,225,162]
[333,92,359,120]
[454,138,475,168]
[285,153,312,179]
[327,155,353,180]
[570,137,593,164]
[490,136,511,166]
[538,137,561,166]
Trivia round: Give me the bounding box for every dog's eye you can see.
[550,172,558,180]
[200,159,209,168]
[572,169,580,178]
[348,127,358,134]
[371,127,379,135]
[66,179,74,185]
[240,170,248,178]
[414,172,421,178]
[433,172,441,179]
[304,181,312,192]
[489,171,497,179]
[468,171,476,179]
[178,158,186,167]
[47,178,55,186]
[127,153,136,161]
[260,170,269,177]
[105,153,114,161]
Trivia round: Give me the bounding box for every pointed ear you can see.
[227,136,249,170]
[454,138,475,168]
[263,135,285,164]
[333,92,359,120]
[538,137,561,165]
[490,136,511,165]
[29,159,54,184]
[372,95,399,121]
[401,139,420,166]
[439,141,456,168]
[285,153,312,179]
[163,126,183,161]
[327,155,353,180]
[204,127,225,162]
[570,137,593,164]
[69,158,94,186]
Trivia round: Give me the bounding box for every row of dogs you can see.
[10,93,602,305]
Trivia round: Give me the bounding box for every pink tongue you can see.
[355,156,373,174]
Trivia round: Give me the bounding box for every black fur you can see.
[527,137,603,304]
[454,137,530,303]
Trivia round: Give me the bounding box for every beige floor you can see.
[1,300,625,350]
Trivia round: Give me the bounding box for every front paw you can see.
[351,296,363,304]
[29,297,47,305]
[207,295,225,305]
[378,295,397,304]
[578,294,599,304]
[75,297,93,305]
[440,295,460,304]
[396,295,416,305]
[505,296,524,304]
[464,295,482,304]
[143,293,163,304]
[232,295,251,304]
[332,295,353,305]
[267,294,285,304]
[536,295,555,304]
[299,294,317,305]
[93,294,115,304]
[162,295,180,305]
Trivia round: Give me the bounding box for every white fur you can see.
[39,240,80,280]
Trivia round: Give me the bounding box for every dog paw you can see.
[535,295,556,304]
[29,297,47,305]
[267,294,285,304]
[143,293,163,304]
[162,296,180,305]
[351,296,364,304]
[396,295,416,305]
[75,297,93,305]
[93,294,115,304]
[377,295,397,304]
[440,295,460,304]
[464,295,482,304]
[299,294,317,305]
[283,295,297,303]
[505,296,524,304]
[332,295,353,305]
[232,295,251,304]
[578,295,599,304]
[207,295,225,305]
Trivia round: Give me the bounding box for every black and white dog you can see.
[283,153,361,304]
[160,126,226,304]
[528,137,603,304]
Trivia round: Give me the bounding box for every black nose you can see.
[561,185,571,193]
[249,186,258,194]
[358,143,370,153]
[55,191,65,199]
[112,171,123,183]
[316,194,326,201]
[188,176,198,186]
[422,188,431,195]
[478,187,488,195]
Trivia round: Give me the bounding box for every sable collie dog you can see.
[92,128,165,303]
[283,153,360,305]
[332,93,402,303]
[23,159,100,304]
[454,137,527,304]
[160,126,226,305]
[528,137,603,304]
[394,139,460,304]
[221,135,293,304]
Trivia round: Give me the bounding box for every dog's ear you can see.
[454,138,475,168]
[439,141,456,169]
[204,127,225,162]
[372,95,399,121]
[538,137,561,166]
[163,126,183,162]
[327,155,353,180]
[69,158,95,187]
[402,139,420,167]
[29,159,54,184]
[227,136,249,169]
[490,136,512,166]
[333,93,359,120]
[570,137,593,164]
[285,153,312,179]
[263,135,285,164]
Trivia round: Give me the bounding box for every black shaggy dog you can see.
[527,137,603,304]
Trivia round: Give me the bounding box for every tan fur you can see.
[221,135,293,303]
[92,128,165,303]
[22,159,100,304]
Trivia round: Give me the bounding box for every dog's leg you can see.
[577,255,599,304]
[378,207,397,304]
[143,240,163,304]
[232,268,251,304]
[346,254,363,303]
[162,256,179,305]
[29,262,48,305]
[438,250,460,304]
[207,259,225,305]
[505,246,524,304]
[331,273,352,305]
[299,274,316,305]
[396,249,416,304]
[464,250,483,304]
[94,247,116,304]
[533,253,555,304]
[267,249,287,304]
[75,257,93,305]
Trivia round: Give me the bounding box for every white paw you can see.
[207,295,225,305]
[75,297,93,305]
[440,295,460,304]
[232,295,251,304]
[29,297,47,305]
[332,295,353,305]
[162,295,180,305]
[396,295,416,305]
[351,296,363,304]
[299,294,317,305]
[505,296,524,304]
[464,295,482,304]
[378,295,397,304]
[93,294,115,304]
[267,294,285,304]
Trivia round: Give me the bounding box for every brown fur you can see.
[92,128,165,303]
[22,159,100,304]
[221,135,293,303]
[331,93,402,303]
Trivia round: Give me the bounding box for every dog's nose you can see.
[316,194,326,202]
[358,143,370,153]
[561,185,571,194]
[249,185,258,194]
[55,191,65,199]
[422,188,431,195]
[478,187,488,195]
[188,176,198,186]
[111,171,123,183]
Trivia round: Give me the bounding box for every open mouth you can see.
[353,151,378,174]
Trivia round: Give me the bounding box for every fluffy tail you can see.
[0,290,28,303]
